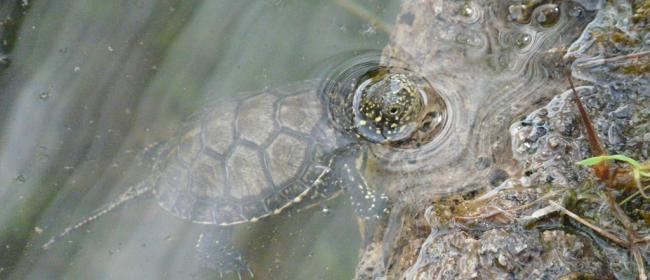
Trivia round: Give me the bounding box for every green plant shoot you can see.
[578,155,650,198]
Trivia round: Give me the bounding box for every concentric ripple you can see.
[366,0,599,196]
[319,51,448,149]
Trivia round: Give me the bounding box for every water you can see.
[0,1,398,279]
[0,0,640,279]
[366,0,597,200]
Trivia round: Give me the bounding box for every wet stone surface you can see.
[356,0,650,279]
[512,83,650,189]
[404,225,611,279]
[367,0,598,204]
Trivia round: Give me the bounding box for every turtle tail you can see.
[42,181,154,250]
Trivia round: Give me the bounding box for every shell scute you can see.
[266,132,310,186]
[240,201,269,220]
[170,193,196,219]
[227,145,271,199]
[155,160,187,209]
[202,103,236,155]
[214,204,244,224]
[301,164,330,184]
[190,200,217,224]
[278,91,322,133]
[176,128,202,164]
[152,81,334,225]
[190,154,226,199]
[237,93,277,146]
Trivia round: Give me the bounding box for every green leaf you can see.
[577,155,641,169]
[606,154,641,168]
[577,156,611,166]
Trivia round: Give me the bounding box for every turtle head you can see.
[321,53,447,148]
[353,72,426,143]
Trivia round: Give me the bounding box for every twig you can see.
[508,190,564,213]
[456,189,563,222]
[567,72,606,157]
[548,201,628,247]
[471,180,516,203]
[634,235,650,244]
[632,247,647,280]
[619,183,650,206]
[454,206,515,222]
[602,190,647,280]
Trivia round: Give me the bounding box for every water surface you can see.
[0,1,398,279]
[0,0,626,279]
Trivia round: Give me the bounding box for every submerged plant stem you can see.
[602,191,647,280]
[619,183,650,205]
[567,72,607,157]
[548,201,628,247]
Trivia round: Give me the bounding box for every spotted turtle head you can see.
[321,52,447,148]
[353,70,426,143]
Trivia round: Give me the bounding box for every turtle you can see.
[42,52,448,277]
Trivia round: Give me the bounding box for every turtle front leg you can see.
[195,227,252,279]
[337,151,390,220]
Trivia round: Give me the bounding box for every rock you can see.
[355,0,650,278]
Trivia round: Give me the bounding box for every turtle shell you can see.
[151,80,341,226]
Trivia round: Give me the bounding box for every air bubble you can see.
[514,33,532,49]
[507,4,531,24]
[449,1,481,24]
[460,3,473,17]
[534,4,561,28]
[568,5,583,17]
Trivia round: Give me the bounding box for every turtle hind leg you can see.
[196,227,252,279]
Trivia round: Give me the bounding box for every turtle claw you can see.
[247,266,255,278]
[235,267,255,280]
